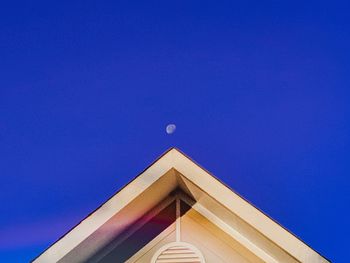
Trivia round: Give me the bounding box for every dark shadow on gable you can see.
[97,201,176,263]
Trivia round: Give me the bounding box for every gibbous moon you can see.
[166,124,176,134]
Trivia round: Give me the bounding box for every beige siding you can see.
[129,208,261,263]
[181,210,259,263]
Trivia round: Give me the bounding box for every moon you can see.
[166,124,176,134]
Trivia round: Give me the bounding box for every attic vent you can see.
[151,242,205,263]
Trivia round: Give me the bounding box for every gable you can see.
[33,148,329,263]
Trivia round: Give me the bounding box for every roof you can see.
[33,147,330,263]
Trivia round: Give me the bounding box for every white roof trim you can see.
[33,148,329,263]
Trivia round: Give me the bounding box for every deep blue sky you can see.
[1,1,349,262]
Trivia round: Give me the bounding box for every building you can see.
[33,148,329,263]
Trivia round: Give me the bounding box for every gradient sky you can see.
[1,1,349,262]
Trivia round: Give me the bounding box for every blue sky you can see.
[1,1,349,262]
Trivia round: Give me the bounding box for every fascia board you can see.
[170,149,329,263]
[33,149,178,263]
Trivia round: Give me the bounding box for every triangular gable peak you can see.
[33,148,329,263]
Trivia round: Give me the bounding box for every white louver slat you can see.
[153,243,204,263]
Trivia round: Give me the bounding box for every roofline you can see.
[31,147,176,262]
[172,147,331,262]
[32,147,331,262]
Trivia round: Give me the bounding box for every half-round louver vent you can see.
[151,242,205,263]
